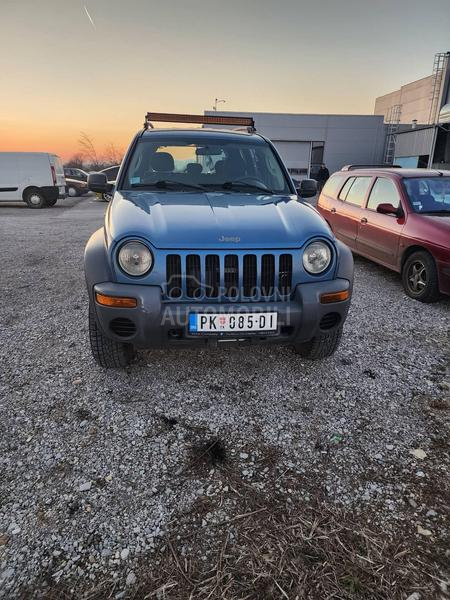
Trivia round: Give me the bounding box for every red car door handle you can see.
[360,217,368,224]
[331,208,336,213]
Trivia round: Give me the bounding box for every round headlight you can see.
[118,241,153,276]
[302,241,331,274]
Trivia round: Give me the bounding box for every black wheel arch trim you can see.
[335,239,354,283]
[84,228,114,303]
[400,244,436,269]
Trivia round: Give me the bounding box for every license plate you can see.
[189,312,278,334]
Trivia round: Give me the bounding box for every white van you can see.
[0,152,66,208]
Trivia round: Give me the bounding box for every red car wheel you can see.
[402,251,441,303]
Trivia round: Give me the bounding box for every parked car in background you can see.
[0,152,66,208]
[64,167,89,182]
[317,166,450,302]
[85,112,353,368]
[98,165,120,201]
[66,178,89,197]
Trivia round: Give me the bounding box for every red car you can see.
[317,167,450,302]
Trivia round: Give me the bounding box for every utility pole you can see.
[213,98,226,111]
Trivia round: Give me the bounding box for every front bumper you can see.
[91,279,352,349]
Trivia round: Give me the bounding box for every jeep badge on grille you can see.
[218,235,241,242]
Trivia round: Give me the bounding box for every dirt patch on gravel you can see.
[19,442,449,599]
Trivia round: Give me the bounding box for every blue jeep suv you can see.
[85,113,353,368]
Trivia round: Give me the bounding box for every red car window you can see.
[338,177,355,201]
[344,177,372,207]
[367,178,400,211]
[322,174,346,197]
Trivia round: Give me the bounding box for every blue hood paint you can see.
[107,191,333,250]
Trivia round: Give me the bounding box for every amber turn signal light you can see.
[95,292,137,308]
[320,290,350,304]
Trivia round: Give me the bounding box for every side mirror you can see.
[377,203,400,216]
[297,178,318,199]
[88,172,112,193]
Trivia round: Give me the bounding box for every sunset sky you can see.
[1,0,449,162]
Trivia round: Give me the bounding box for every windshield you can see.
[121,135,291,195]
[404,177,450,214]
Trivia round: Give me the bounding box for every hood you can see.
[410,213,450,248]
[107,191,331,250]
[421,214,450,228]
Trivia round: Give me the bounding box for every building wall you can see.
[374,89,402,120]
[205,111,386,176]
[394,127,435,157]
[374,75,434,124]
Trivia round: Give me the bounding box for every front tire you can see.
[294,326,343,360]
[402,251,441,303]
[23,188,46,209]
[88,304,134,368]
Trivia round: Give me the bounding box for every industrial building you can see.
[205,110,386,180]
[374,51,450,168]
[375,72,438,126]
[204,52,450,179]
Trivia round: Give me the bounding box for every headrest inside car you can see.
[214,160,226,175]
[151,152,175,172]
[186,163,203,175]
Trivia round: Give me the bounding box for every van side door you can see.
[0,154,20,201]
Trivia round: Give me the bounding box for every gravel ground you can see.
[0,196,449,599]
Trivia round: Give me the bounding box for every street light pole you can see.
[213,98,226,111]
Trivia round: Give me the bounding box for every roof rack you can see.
[144,112,256,132]
[341,164,402,171]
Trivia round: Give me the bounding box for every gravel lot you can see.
[0,196,449,599]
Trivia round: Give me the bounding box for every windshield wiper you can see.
[419,210,450,215]
[222,181,274,194]
[131,180,206,191]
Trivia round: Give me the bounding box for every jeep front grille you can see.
[224,255,238,298]
[205,254,220,298]
[243,255,257,296]
[166,255,182,298]
[261,254,275,297]
[186,254,201,298]
[279,253,293,295]
[165,252,294,301]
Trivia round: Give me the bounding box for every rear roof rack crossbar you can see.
[341,164,402,171]
[144,112,256,132]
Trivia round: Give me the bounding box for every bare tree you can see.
[64,153,84,169]
[78,132,101,170]
[104,143,123,166]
